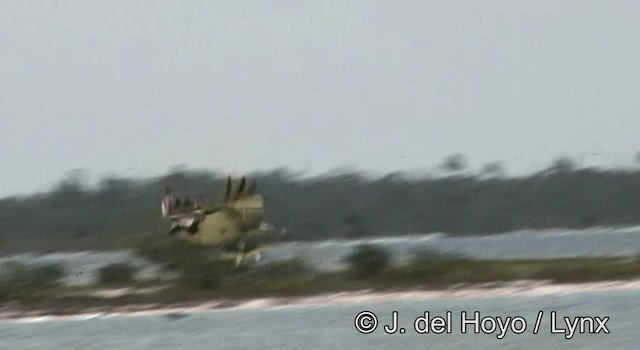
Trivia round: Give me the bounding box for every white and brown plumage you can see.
[160,176,266,264]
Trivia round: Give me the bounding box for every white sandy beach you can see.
[2,278,639,323]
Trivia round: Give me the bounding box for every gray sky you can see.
[2,1,640,197]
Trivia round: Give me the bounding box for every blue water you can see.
[0,227,638,349]
[0,289,637,349]
[264,226,640,270]
[1,226,639,284]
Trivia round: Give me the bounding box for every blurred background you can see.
[1,1,639,349]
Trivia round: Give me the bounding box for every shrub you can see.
[0,261,66,298]
[174,258,237,290]
[98,262,138,285]
[135,237,205,271]
[135,237,245,290]
[345,244,390,278]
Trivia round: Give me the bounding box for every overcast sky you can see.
[1,1,640,197]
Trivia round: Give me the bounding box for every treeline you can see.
[1,156,640,253]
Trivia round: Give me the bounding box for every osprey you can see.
[161,176,282,266]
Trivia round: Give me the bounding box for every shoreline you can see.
[2,279,639,323]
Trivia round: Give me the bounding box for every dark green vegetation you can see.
[0,261,65,299]
[2,249,640,312]
[186,245,640,298]
[0,156,638,313]
[97,263,138,286]
[2,155,640,253]
[345,244,391,278]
